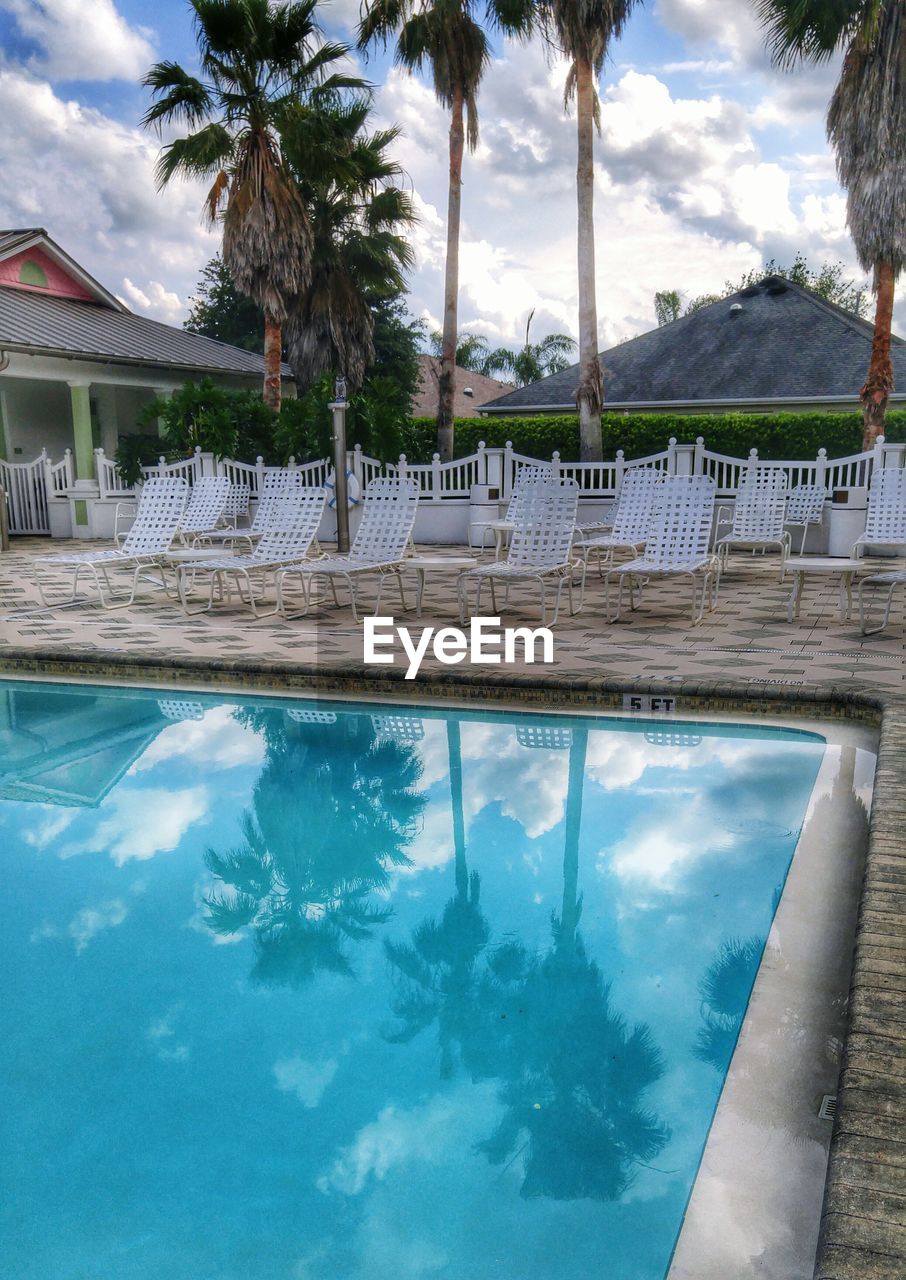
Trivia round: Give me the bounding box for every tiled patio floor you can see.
[1,537,905,1280]
[1,537,905,698]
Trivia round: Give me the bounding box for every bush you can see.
[405,410,906,463]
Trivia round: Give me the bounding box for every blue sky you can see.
[1,0,895,349]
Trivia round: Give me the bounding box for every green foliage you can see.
[277,296,424,461]
[184,255,264,353]
[114,433,168,488]
[131,378,283,473]
[405,409,906,463]
[659,252,871,324]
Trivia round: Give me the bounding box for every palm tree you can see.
[534,1,640,461]
[383,720,496,1078]
[204,710,425,988]
[490,310,577,386]
[142,0,361,411]
[359,1,534,461]
[283,95,416,392]
[756,1,906,447]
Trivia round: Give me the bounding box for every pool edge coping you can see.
[0,645,902,1280]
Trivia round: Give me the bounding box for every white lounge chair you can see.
[458,479,581,626]
[223,482,251,529]
[177,476,232,545]
[274,477,420,622]
[604,475,718,625]
[858,569,906,634]
[174,487,327,617]
[574,468,663,590]
[785,483,826,555]
[851,467,906,558]
[199,469,309,552]
[34,476,188,609]
[715,468,790,580]
[469,464,553,555]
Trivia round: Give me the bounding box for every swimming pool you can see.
[0,680,868,1279]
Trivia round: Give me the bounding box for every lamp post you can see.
[329,376,350,553]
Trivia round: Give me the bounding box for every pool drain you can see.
[818,1094,837,1121]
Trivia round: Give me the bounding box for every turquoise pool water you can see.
[1,681,826,1280]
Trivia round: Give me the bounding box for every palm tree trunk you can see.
[447,720,468,900]
[437,84,465,462]
[861,260,896,450]
[263,314,283,413]
[561,728,588,946]
[574,58,603,463]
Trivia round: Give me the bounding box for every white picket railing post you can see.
[615,448,625,491]
[431,452,442,501]
[551,450,562,481]
[815,448,828,490]
[94,448,107,498]
[255,456,266,496]
[667,438,678,475]
[694,436,705,476]
[398,453,408,478]
[353,442,364,488]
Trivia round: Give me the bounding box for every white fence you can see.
[5,433,906,538]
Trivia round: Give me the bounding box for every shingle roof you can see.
[0,284,287,378]
[413,354,512,417]
[482,277,906,413]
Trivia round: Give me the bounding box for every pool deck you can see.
[1,537,905,1279]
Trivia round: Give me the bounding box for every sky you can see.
[0,0,900,351]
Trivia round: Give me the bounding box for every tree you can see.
[359,1,534,462]
[755,0,906,447]
[184,255,264,351]
[534,1,641,461]
[656,254,871,325]
[143,0,360,411]
[495,310,577,385]
[654,289,682,327]
[204,709,425,989]
[283,94,416,394]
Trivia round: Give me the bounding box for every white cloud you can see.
[0,67,217,322]
[120,278,184,326]
[68,898,128,953]
[23,808,77,849]
[130,706,266,775]
[147,1007,190,1061]
[81,785,210,864]
[1,0,156,81]
[274,1055,339,1108]
[318,1083,498,1197]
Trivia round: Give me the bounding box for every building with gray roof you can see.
[482,277,906,416]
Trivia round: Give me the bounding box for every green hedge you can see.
[404,411,906,464]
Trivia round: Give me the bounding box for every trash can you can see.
[827,487,868,557]
[469,483,502,550]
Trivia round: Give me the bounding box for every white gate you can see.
[0,454,51,534]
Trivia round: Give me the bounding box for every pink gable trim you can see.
[0,245,97,302]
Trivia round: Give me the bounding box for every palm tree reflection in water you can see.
[203,709,425,988]
[385,722,671,1201]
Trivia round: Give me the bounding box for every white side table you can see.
[785,557,864,623]
[405,556,478,617]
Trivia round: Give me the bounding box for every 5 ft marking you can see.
[623,694,677,714]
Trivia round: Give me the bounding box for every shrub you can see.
[405,410,906,463]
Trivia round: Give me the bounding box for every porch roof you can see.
[0,284,291,380]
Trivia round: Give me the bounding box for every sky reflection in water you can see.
[0,682,827,1280]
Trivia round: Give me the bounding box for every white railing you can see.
[95,449,132,499]
[0,452,51,534]
[14,432,906,540]
[47,449,73,495]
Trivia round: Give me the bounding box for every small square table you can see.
[784,557,864,623]
[404,556,478,617]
